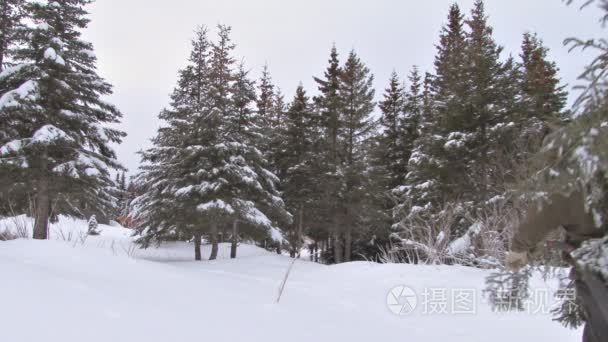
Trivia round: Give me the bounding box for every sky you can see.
[82,0,604,173]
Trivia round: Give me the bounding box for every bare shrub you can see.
[388,199,520,268]
[0,215,31,241]
[0,228,18,241]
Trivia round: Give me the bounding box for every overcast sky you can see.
[82,0,603,173]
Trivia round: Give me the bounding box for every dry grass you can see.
[0,215,31,241]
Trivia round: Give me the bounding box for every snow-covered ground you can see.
[0,216,581,342]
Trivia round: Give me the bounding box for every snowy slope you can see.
[0,217,582,342]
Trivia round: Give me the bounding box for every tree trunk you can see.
[333,230,342,264]
[209,222,219,260]
[344,229,352,262]
[297,207,304,254]
[33,175,50,240]
[194,232,202,261]
[230,220,238,259]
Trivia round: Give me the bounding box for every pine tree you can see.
[313,45,345,262]
[134,26,290,261]
[394,5,467,228]
[377,71,406,189]
[516,32,568,159]
[338,50,376,262]
[520,32,567,122]
[281,84,317,257]
[392,72,442,235]
[0,0,125,239]
[87,214,100,235]
[462,1,522,203]
[402,67,424,161]
[134,26,215,259]
[230,63,257,142]
[0,0,25,72]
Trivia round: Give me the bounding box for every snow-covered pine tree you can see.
[393,5,466,231]
[402,67,424,166]
[377,71,407,190]
[257,64,275,122]
[313,45,345,263]
[255,65,275,158]
[520,32,567,123]
[230,63,257,142]
[461,0,519,207]
[134,26,291,261]
[0,0,25,72]
[133,26,214,260]
[202,26,291,260]
[338,50,376,262]
[280,84,317,257]
[515,32,568,162]
[392,72,444,241]
[87,214,100,235]
[0,0,125,239]
[0,0,27,213]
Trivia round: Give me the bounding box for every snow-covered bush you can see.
[87,215,100,236]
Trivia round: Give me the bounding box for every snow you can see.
[234,199,272,227]
[197,199,235,214]
[572,146,600,179]
[0,139,25,155]
[35,23,50,31]
[0,64,28,79]
[43,47,66,66]
[32,124,70,143]
[0,125,71,156]
[447,222,482,256]
[486,195,505,205]
[0,215,581,342]
[444,139,464,149]
[0,79,38,109]
[448,233,472,255]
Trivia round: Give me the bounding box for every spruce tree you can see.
[134,26,290,261]
[392,72,442,236]
[402,67,423,160]
[87,214,99,235]
[0,0,125,239]
[377,71,406,189]
[520,32,567,122]
[0,0,25,72]
[230,63,257,142]
[281,84,317,257]
[338,50,376,261]
[394,4,467,228]
[516,32,568,159]
[313,45,344,262]
[462,0,518,202]
[133,26,214,259]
